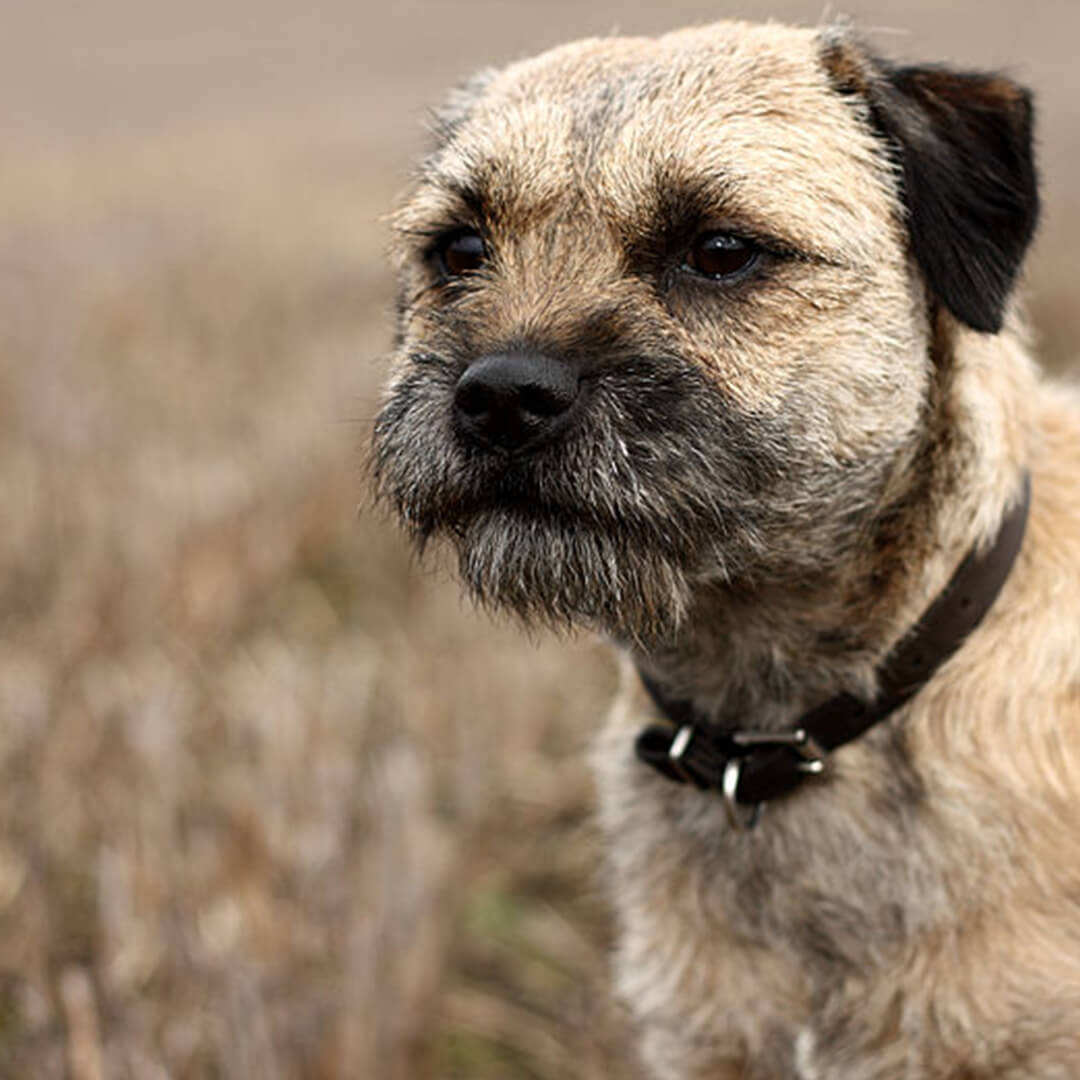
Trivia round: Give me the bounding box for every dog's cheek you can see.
[669,260,928,487]
[784,269,931,468]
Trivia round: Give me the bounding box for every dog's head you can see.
[372,22,1037,646]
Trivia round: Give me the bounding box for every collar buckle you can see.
[731,728,827,773]
[661,724,827,822]
[722,730,827,830]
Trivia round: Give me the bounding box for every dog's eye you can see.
[435,230,487,277]
[685,232,759,279]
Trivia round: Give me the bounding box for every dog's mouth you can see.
[372,351,784,642]
[435,449,653,536]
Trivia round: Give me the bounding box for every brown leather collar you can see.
[634,473,1032,826]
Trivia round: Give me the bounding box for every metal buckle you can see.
[670,724,827,831]
[730,728,827,774]
[722,728,827,831]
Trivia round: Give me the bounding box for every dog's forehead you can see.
[415,22,901,267]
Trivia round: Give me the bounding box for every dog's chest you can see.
[596,750,809,1076]
[593,703,944,1079]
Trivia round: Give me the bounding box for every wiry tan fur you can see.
[374,20,1080,1079]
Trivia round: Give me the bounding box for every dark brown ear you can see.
[822,36,1039,334]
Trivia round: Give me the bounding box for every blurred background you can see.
[2,1,1077,1077]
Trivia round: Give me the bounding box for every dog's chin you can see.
[446,502,696,647]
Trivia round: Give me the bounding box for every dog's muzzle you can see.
[453,351,580,455]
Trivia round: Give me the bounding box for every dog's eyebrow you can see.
[415,150,487,205]
[427,176,488,226]
[621,170,827,266]
[392,170,493,243]
[399,153,567,241]
[649,172,740,241]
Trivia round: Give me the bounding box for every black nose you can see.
[454,352,579,453]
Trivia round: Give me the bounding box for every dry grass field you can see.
[2,2,1079,1078]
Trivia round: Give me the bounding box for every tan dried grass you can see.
[0,127,634,1079]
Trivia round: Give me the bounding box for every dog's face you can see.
[373,22,1036,646]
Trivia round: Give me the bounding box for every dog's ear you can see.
[821,34,1039,334]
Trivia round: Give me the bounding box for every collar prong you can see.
[668,725,695,761]
[721,759,762,830]
[667,724,696,784]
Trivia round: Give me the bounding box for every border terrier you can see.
[373,19,1080,1079]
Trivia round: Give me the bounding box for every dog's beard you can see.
[455,505,695,644]
[372,350,783,645]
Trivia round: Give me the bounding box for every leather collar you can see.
[634,473,1032,826]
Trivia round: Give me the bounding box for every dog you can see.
[372,19,1080,1078]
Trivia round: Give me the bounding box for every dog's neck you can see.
[633,317,1037,731]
